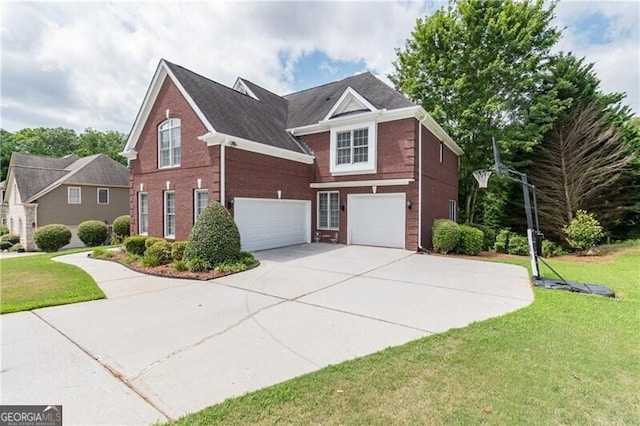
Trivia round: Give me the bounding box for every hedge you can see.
[432,219,460,254]
[123,235,148,256]
[112,215,131,238]
[77,220,109,247]
[34,224,71,252]
[455,225,484,255]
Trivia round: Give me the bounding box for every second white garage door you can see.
[347,193,406,249]
[234,198,311,252]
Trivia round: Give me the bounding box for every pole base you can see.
[533,277,615,298]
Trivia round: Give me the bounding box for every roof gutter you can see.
[198,132,315,164]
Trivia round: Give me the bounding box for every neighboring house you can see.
[1,152,129,251]
[121,59,462,252]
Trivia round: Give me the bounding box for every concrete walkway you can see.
[1,244,532,424]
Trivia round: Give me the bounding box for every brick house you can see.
[121,60,462,252]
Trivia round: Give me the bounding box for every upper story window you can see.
[68,187,81,204]
[329,121,376,176]
[158,119,181,168]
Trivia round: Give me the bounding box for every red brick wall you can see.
[303,118,417,183]
[129,77,220,240]
[225,148,313,201]
[420,123,459,249]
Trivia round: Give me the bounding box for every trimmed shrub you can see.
[184,201,241,267]
[507,234,530,256]
[471,224,497,251]
[494,229,511,253]
[0,233,20,250]
[34,224,71,252]
[455,225,484,255]
[563,210,604,251]
[77,220,108,247]
[123,236,148,256]
[171,241,188,261]
[145,237,165,249]
[146,240,173,265]
[112,215,131,238]
[432,219,460,254]
[186,258,212,272]
[0,225,9,236]
[541,239,565,258]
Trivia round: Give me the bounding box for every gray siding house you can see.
[1,152,129,251]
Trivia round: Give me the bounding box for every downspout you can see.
[417,118,423,251]
[220,141,226,207]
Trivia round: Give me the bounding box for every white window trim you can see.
[68,187,81,204]
[449,199,457,222]
[317,191,340,231]
[97,188,109,205]
[138,192,148,235]
[158,118,181,169]
[329,121,377,176]
[164,191,176,239]
[439,142,444,164]
[194,189,208,223]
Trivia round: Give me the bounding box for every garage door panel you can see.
[348,194,405,249]
[234,198,310,252]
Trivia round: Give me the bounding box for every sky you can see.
[1,1,638,134]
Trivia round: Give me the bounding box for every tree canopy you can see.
[391,0,640,241]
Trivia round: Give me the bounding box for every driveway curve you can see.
[2,244,532,424]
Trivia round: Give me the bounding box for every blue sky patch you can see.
[286,50,367,92]
[570,12,611,45]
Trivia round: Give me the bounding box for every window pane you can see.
[171,128,181,146]
[166,194,175,214]
[337,131,351,148]
[98,189,108,204]
[165,192,175,236]
[195,191,208,219]
[68,187,81,204]
[329,193,339,228]
[353,128,368,146]
[336,147,351,164]
[172,146,181,165]
[160,130,170,149]
[318,193,328,228]
[353,146,368,163]
[139,193,148,233]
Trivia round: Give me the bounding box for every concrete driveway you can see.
[1,244,532,425]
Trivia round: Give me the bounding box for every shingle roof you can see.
[283,72,415,128]
[8,152,128,202]
[160,61,416,155]
[164,61,305,154]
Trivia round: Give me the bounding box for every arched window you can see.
[158,119,181,168]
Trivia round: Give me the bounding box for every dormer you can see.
[233,78,259,100]
[323,86,378,121]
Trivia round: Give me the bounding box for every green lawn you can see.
[0,249,105,314]
[171,243,640,425]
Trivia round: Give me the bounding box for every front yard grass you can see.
[171,243,640,425]
[1,249,105,314]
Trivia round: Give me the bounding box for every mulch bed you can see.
[91,249,255,281]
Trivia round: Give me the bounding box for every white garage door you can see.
[348,193,406,249]
[234,198,311,252]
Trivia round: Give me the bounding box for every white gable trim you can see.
[199,132,315,165]
[121,60,215,158]
[322,86,378,122]
[232,78,259,100]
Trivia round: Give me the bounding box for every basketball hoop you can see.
[473,169,492,189]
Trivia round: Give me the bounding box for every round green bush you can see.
[77,220,109,247]
[145,237,165,249]
[563,210,604,251]
[34,224,71,252]
[184,201,241,267]
[0,233,20,250]
[123,235,148,256]
[0,225,9,236]
[455,225,484,255]
[146,240,173,265]
[541,239,565,258]
[432,219,460,254]
[471,224,497,251]
[112,215,131,238]
[507,234,530,256]
[171,241,188,261]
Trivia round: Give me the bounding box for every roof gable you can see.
[323,86,378,122]
[7,153,128,202]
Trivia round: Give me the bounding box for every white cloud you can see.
[0,1,637,134]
